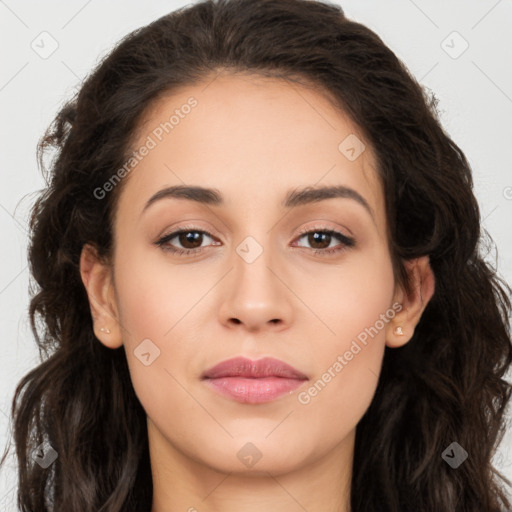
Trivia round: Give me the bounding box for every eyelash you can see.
[155,224,356,258]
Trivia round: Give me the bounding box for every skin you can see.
[80,72,435,512]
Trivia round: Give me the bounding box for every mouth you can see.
[201,356,308,404]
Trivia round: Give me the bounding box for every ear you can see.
[79,243,123,349]
[386,255,435,348]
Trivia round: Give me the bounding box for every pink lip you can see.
[201,356,308,404]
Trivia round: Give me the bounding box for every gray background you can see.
[1,0,511,508]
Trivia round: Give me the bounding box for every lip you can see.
[201,356,308,404]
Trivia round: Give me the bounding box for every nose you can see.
[218,241,294,333]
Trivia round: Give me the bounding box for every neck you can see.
[149,421,354,512]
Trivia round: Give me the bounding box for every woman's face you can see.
[90,73,406,475]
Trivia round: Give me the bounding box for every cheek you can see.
[113,242,209,341]
[112,243,220,413]
[306,243,395,347]
[295,247,395,421]
[111,246,181,398]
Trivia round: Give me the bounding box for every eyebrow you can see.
[141,184,374,218]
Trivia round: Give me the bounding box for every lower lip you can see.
[204,376,306,403]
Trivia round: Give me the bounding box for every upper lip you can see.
[201,356,308,380]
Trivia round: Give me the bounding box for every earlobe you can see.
[79,243,123,349]
[386,255,435,348]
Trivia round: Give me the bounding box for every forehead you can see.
[117,73,384,228]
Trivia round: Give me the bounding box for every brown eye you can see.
[155,225,355,258]
[304,231,333,250]
[294,228,355,256]
[176,231,204,249]
[155,227,218,256]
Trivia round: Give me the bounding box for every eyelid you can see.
[291,223,356,252]
[155,221,356,257]
[158,221,352,244]
[294,222,353,239]
[158,221,222,240]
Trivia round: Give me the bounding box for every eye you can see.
[155,225,220,256]
[293,225,355,256]
[155,224,355,257]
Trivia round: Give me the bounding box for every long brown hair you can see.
[2,0,511,510]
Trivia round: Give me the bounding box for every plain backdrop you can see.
[1,0,511,509]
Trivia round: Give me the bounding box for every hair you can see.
[2,0,511,510]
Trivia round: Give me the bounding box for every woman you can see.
[3,0,511,510]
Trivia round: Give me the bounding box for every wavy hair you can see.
[2,0,511,510]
